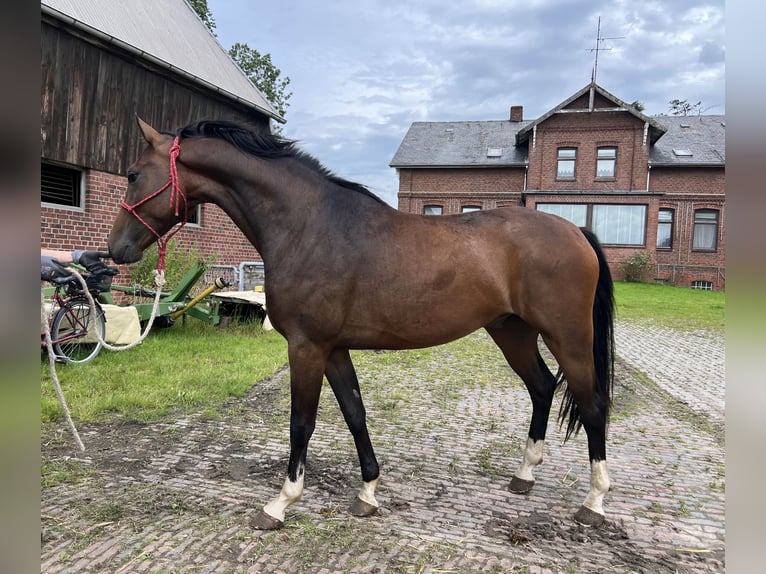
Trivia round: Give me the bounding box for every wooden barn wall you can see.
[41,20,270,175]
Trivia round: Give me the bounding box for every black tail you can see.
[558,227,616,441]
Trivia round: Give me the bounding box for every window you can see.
[461,205,481,213]
[557,148,577,179]
[691,280,713,290]
[657,208,674,249]
[592,205,646,245]
[596,147,617,178]
[693,209,718,251]
[423,205,443,215]
[187,205,201,225]
[41,161,84,208]
[536,203,647,246]
[537,203,587,226]
[672,149,693,157]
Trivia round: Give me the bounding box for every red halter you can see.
[119,136,188,271]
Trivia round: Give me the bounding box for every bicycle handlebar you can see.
[42,265,119,294]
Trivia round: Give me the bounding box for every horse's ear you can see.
[136,116,165,148]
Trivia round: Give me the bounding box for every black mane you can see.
[176,120,384,203]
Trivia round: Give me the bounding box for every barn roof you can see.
[41,0,283,123]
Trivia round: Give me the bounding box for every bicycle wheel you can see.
[50,297,106,364]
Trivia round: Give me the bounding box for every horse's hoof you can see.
[249,510,284,530]
[574,505,605,528]
[509,476,535,494]
[349,496,379,517]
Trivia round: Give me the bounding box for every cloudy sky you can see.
[207,0,725,206]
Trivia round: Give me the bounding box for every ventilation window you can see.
[672,149,693,157]
[691,280,713,291]
[41,161,84,208]
[486,147,503,157]
[187,205,201,225]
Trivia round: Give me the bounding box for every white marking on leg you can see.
[582,460,611,515]
[515,438,544,482]
[262,465,305,522]
[357,476,380,508]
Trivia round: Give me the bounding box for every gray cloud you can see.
[209,0,724,205]
[699,41,725,65]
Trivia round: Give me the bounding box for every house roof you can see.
[515,83,667,146]
[390,120,531,168]
[41,0,283,122]
[390,82,725,169]
[649,115,725,166]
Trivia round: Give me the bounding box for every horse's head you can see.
[108,118,189,264]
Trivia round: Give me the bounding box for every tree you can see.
[630,100,645,112]
[188,0,291,123]
[669,99,702,116]
[188,0,216,34]
[228,43,292,119]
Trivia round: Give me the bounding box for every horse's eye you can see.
[127,172,138,184]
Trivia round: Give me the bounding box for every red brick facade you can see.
[394,85,725,290]
[41,170,262,275]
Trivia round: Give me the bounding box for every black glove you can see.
[41,256,72,281]
[73,250,117,275]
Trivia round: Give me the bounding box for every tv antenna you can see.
[588,16,624,84]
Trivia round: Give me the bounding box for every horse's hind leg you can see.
[486,317,557,494]
[324,348,381,517]
[543,334,611,527]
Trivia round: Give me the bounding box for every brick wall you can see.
[395,105,725,289]
[527,112,649,192]
[41,169,262,279]
[397,168,525,213]
[650,166,725,289]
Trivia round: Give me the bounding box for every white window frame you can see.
[556,147,577,179]
[596,147,617,178]
[536,202,647,246]
[41,160,86,211]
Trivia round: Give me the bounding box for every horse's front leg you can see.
[250,341,327,530]
[325,348,380,517]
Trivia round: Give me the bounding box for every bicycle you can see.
[41,264,118,364]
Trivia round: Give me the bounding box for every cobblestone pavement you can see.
[614,323,725,425]
[41,321,725,573]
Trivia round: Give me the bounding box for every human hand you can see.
[41,256,72,280]
[73,251,117,275]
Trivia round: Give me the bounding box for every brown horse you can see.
[108,118,616,530]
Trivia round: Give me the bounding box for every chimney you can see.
[510,105,523,122]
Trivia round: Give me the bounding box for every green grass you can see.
[613,281,724,331]
[41,320,287,424]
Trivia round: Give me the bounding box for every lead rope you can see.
[41,288,85,452]
[42,268,166,451]
[45,136,184,450]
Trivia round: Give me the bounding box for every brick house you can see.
[40,0,282,278]
[391,83,725,290]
